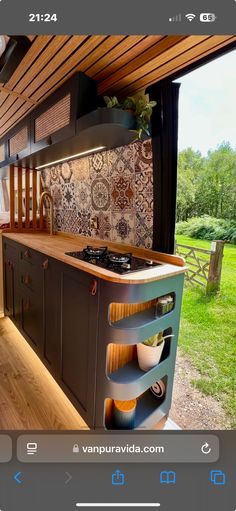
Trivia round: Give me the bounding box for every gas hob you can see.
[65,246,161,275]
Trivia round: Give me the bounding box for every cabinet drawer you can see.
[21,288,43,350]
[20,266,41,292]
[20,247,37,264]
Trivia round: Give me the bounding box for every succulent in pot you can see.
[137,331,174,372]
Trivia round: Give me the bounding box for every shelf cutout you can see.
[107,328,173,379]
[109,294,176,330]
[104,376,168,430]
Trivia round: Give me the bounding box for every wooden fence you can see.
[175,240,224,293]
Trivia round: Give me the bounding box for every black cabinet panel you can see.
[19,244,44,352]
[3,240,20,325]
[21,288,43,351]
[43,257,61,375]
[2,237,100,428]
[61,266,98,426]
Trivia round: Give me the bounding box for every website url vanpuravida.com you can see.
[81,444,165,455]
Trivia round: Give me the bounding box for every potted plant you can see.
[103,94,157,140]
[137,331,174,372]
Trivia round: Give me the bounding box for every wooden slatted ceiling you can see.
[0,34,235,138]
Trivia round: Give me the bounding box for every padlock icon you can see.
[73,444,79,454]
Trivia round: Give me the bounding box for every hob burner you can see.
[65,248,161,275]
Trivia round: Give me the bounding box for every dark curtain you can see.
[147,81,180,254]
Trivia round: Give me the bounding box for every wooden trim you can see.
[9,165,15,229]
[25,168,30,229]
[31,36,106,103]
[98,35,187,94]
[32,170,37,230]
[123,35,236,95]
[0,86,36,105]
[0,35,235,138]
[17,167,23,229]
[39,175,44,230]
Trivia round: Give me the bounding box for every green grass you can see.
[176,235,236,427]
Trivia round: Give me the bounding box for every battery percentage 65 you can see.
[200,13,217,22]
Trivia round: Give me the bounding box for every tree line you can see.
[177,142,236,222]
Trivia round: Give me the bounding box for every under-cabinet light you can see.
[35,146,106,170]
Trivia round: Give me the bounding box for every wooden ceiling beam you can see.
[0,35,53,110]
[22,35,89,99]
[0,85,37,105]
[14,35,71,94]
[99,35,210,95]
[119,35,236,96]
[87,35,151,79]
[0,35,235,138]
[31,35,107,102]
[0,36,71,123]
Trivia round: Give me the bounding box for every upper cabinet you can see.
[0,72,98,168]
[0,117,31,168]
[6,117,31,163]
[30,72,97,154]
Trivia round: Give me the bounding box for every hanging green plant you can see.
[103,94,157,140]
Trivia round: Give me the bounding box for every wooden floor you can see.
[0,317,177,430]
[0,317,88,429]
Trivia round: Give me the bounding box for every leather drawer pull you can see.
[90,279,97,296]
[42,259,49,270]
[24,249,31,259]
[22,274,31,285]
[24,298,31,311]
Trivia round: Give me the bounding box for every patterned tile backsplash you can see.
[41,139,153,248]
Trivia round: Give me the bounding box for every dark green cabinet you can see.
[61,266,98,426]
[3,240,20,324]
[19,246,44,353]
[42,257,61,377]
[2,237,99,428]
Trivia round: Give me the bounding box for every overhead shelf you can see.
[76,108,139,149]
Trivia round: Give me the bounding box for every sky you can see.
[175,49,236,156]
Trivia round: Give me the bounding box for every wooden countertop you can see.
[2,232,187,284]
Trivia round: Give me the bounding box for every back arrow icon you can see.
[65,472,72,484]
[14,472,23,484]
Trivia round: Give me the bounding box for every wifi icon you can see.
[185,13,196,21]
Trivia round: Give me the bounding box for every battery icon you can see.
[200,13,217,22]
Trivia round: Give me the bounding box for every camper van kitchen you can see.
[0,34,234,431]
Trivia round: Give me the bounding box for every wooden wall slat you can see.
[0,85,36,105]
[9,165,15,229]
[25,168,30,229]
[0,103,31,138]
[15,36,71,95]
[17,167,23,228]
[32,170,37,229]
[23,36,88,99]
[76,35,126,73]
[31,35,107,103]
[92,36,165,82]
[98,35,186,93]
[99,35,206,94]
[120,35,236,95]
[88,35,147,78]
[6,36,54,90]
[0,35,235,138]
[0,98,26,128]
[39,175,44,230]
[0,37,70,123]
